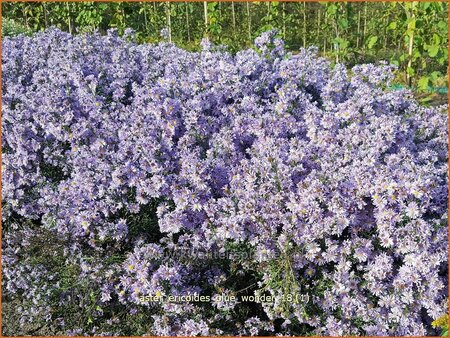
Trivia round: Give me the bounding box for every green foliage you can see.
[432,314,449,336]
[2,17,32,37]
[367,36,378,49]
[1,1,447,90]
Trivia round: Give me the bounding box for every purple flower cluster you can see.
[2,28,448,336]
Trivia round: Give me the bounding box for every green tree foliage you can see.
[2,1,447,90]
[2,17,32,37]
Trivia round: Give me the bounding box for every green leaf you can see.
[367,36,378,49]
[327,4,337,15]
[430,71,442,80]
[433,33,441,45]
[90,291,96,302]
[334,37,348,49]
[207,2,217,11]
[420,2,431,11]
[428,45,439,58]
[388,22,397,30]
[437,21,447,31]
[338,19,348,29]
[415,19,423,29]
[418,96,432,104]
[413,50,421,60]
[417,76,429,91]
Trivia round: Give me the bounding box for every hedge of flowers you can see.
[2,28,448,336]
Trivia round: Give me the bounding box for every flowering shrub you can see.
[2,28,448,336]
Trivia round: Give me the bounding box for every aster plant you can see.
[2,28,448,336]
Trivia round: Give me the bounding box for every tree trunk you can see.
[324,8,327,54]
[23,5,29,29]
[43,2,48,28]
[166,2,172,42]
[247,2,251,42]
[384,10,388,49]
[407,35,414,86]
[334,14,339,63]
[185,2,190,42]
[66,2,72,34]
[303,2,306,48]
[363,2,367,53]
[356,6,360,49]
[406,4,416,87]
[143,3,148,33]
[204,1,208,36]
[122,5,126,31]
[317,7,321,48]
[231,1,236,32]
